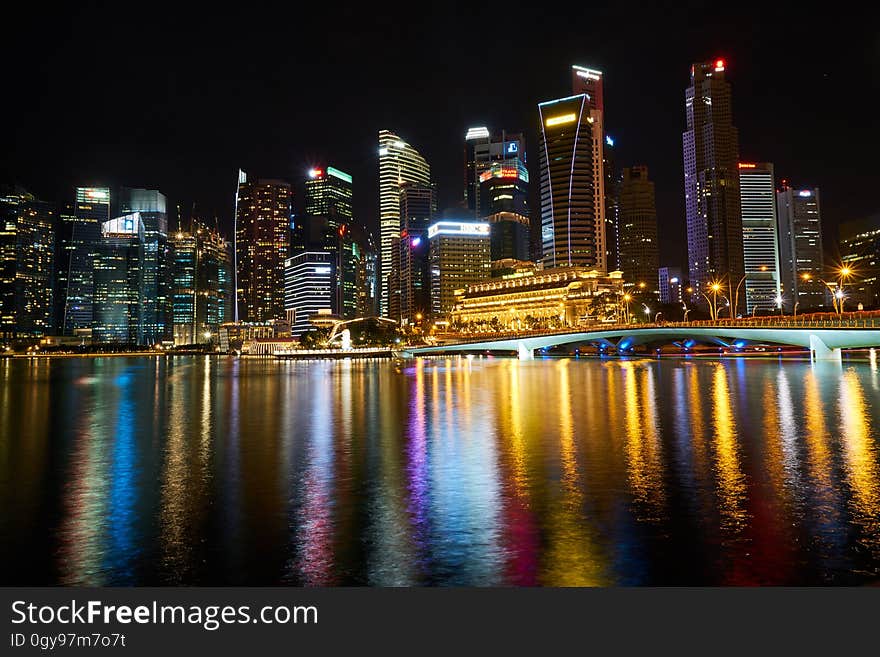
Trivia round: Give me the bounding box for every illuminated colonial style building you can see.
[451,266,624,330]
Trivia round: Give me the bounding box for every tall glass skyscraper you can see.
[120,188,171,344]
[537,94,598,269]
[572,65,608,273]
[0,186,55,339]
[463,127,526,219]
[235,173,291,322]
[93,214,142,344]
[738,162,781,314]
[170,223,232,345]
[378,130,430,317]
[683,59,743,302]
[284,251,334,337]
[618,166,659,294]
[777,184,826,311]
[62,187,109,336]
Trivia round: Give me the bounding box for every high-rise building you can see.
[658,266,683,305]
[170,223,233,345]
[777,184,826,311]
[487,212,530,263]
[683,59,743,302]
[397,183,434,325]
[464,127,527,218]
[93,214,142,344]
[378,130,431,316]
[840,214,880,309]
[120,188,172,344]
[738,162,782,314]
[537,94,601,269]
[62,187,109,336]
[284,251,334,337]
[299,165,358,319]
[0,186,55,339]
[235,173,291,322]
[428,220,491,317]
[348,223,378,318]
[604,133,620,272]
[571,65,608,272]
[618,166,659,293]
[53,202,75,333]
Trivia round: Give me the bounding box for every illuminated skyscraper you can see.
[618,166,659,293]
[537,94,600,269]
[235,173,291,322]
[378,130,431,316]
[93,214,142,343]
[284,251,334,337]
[397,182,435,325]
[62,187,109,336]
[170,223,233,345]
[300,165,358,319]
[120,187,172,344]
[683,59,744,301]
[603,133,620,272]
[571,65,608,272]
[777,184,826,311]
[0,186,55,338]
[840,214,880,309]
[464,127,526,218]
[738,162,781,314]
[428,220,491,317]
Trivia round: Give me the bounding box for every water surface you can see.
[1,355,879,585]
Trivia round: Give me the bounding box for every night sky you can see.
[3,2,878,269]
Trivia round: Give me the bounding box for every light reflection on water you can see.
[1,355,880,586]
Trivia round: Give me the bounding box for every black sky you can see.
[3,1,879,269]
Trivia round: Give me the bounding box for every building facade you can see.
[378,130,431,316]
[776,184,826,311]
[62,187,109,336]
[170,223,233,345]
[840,214,880,310]
[235,173,291,322]
[464,127,527,218]
[283,251,334,337]
[617,165,659,294]
[428,220,491,317]
[537,94,600,269]
[658,266,683,305]
[0,186,55,339]
[397,182,434,326]
[738,162,782,314]
[452,266,624,330]
[93,214,142,343]
[683,59,744,303]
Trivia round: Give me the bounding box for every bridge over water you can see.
[404,318,880,361]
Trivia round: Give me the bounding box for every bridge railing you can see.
[431,314,880,344]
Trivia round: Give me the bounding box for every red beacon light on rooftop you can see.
[714,59,725,72]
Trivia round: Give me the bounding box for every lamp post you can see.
[837,266,853,314]
[802,272,840,314]
[682,304,691,323]
[641,303,650,324]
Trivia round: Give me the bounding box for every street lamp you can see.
[682,304,691,323]
[641,303,650,323]
[622,293,632,323]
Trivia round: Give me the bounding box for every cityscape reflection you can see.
[1,355,880,586]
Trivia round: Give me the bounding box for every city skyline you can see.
[2,4,876,275]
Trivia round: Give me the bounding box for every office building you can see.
[487,212,530,262]
[537,94,601,269]
[428,220,491,317]
[170,223,233,345]
[235,173,291,322]
[300,165,358,319]
[93,214,142,343]
[683,59,744,301]
[658,266,683,304]
[738,162,782,314]
[284,251,334,337]
[840,214,880,309]
[777,184,826,311]
[397,182,434,325]
[62,187,109,336]
[0,186,55,339]
[120,187,172,344]
[464,128,527,218]
[571,65,608,272]
[452,266,624,329]
[604,133,620,272]
[378,130,431,316]
[617,166,659,293]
